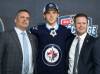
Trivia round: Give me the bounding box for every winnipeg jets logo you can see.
[42,44,62,66]
[46,46,59,63]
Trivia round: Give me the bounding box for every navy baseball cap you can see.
[43,2,59,14]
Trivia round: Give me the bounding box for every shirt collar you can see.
[46,22,59,30]
[76,32,87,40]
[14,27,27,35]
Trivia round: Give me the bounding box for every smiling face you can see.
[15,11,30,31]
[43,10,59,27]
[75,16,88,36]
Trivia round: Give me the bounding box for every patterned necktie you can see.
[73,37,80,74]
[21,32,29,74]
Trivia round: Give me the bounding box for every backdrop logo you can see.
[0,17,4,32]
[58,15,98,37]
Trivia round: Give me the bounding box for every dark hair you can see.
[74,13,88,23]
[16,9,31,16]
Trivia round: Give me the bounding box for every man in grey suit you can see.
[0,9,37,74]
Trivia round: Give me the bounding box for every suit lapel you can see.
[79,34,90,59]
[27,31,34,62]
[27,31,34,51]
[11,29,22,55]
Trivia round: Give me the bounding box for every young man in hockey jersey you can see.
[30,2,73,74]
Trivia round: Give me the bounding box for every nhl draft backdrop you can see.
[0,0,99,36]
[58,15,98,37]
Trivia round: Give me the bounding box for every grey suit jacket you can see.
[0,28,37,74]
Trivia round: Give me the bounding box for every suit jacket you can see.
[67,33,100,74]
[0,29,37,74]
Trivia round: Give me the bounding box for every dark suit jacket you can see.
[67,34,100,74]
[0,29,37,74]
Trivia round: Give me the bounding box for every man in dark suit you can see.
[0,9,37,74]
[67,13,100,74]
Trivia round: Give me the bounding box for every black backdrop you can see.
[0,0,99,35]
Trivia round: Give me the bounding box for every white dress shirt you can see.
[15,27,33,74]
[68,32,87,74]
[46,22,59,30]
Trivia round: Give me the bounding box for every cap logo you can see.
[49,4,54,7]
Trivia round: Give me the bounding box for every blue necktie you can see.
[22,32,29,74]
[73,37,80,74]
